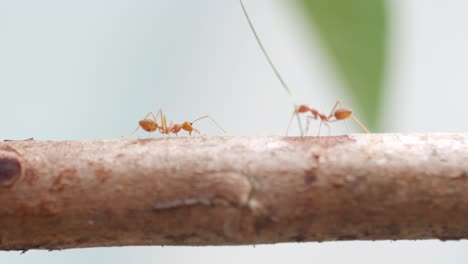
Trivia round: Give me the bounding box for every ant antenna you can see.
[191,115,227,133]
[240,0,293,97]
[240,0,303,136]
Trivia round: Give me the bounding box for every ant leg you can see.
[305,116,311,136]
[296,114,304,137]
[286,111,297,136]
[143,111,159,123]
[149,112,157,122]
[343,119,351,133]
[350,115,370,133]
[336,100,344,108]
[317,121,331,136]
[286,111,304,136]
[147,111,161,138]
[191,129,201,136]
[160,112,168,135]
[329,100,370,133]
[162,111,167,132]
[165,120,174,137]
[129,125,141,138]
[152,110,162,124]
[141,112,153,120]
[327,100,344,119]
[305,115,316,136]
[325,122,331,136]
[148,111,162,138]
[129,111,158,138]
[329,108,370,133]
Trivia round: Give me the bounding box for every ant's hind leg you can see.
[160,112,168,135]
[150,110,162,123]
[128,111,155,138]
[327,100,344,119]
[286,112,296,136]
[350,115,370,133]
[296,114,304,137]
[286,112,304,136]
[325,122,331,136]
[141,112,154,121]
[129,125,141,138]
[317,121,331,136]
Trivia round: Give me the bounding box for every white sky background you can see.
[1,0,468,262]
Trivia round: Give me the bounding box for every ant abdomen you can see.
[139,120,158,132]
[334,109,352,120]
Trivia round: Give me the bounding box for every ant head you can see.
[334,108,352,120]
[182,121,194,131]
[296,105,310,113]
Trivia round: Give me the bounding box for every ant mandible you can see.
[286,100,370,136]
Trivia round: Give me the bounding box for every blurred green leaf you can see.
[297,0,388,130]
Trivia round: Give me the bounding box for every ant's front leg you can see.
[189,129,201,136]
[317,121,331,136]
[286,111,304,136]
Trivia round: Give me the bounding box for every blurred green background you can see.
[1,0,468,263]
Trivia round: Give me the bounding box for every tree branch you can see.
[1,134,467,250]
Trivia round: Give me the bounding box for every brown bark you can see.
[0,134,467,250]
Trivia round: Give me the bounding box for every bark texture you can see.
[0,134,468,250]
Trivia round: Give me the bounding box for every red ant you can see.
[159,111,225,136]
[130,110,226,137]
[286,100,370,136]
[130,111,162,138]
[240,0,370,136]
